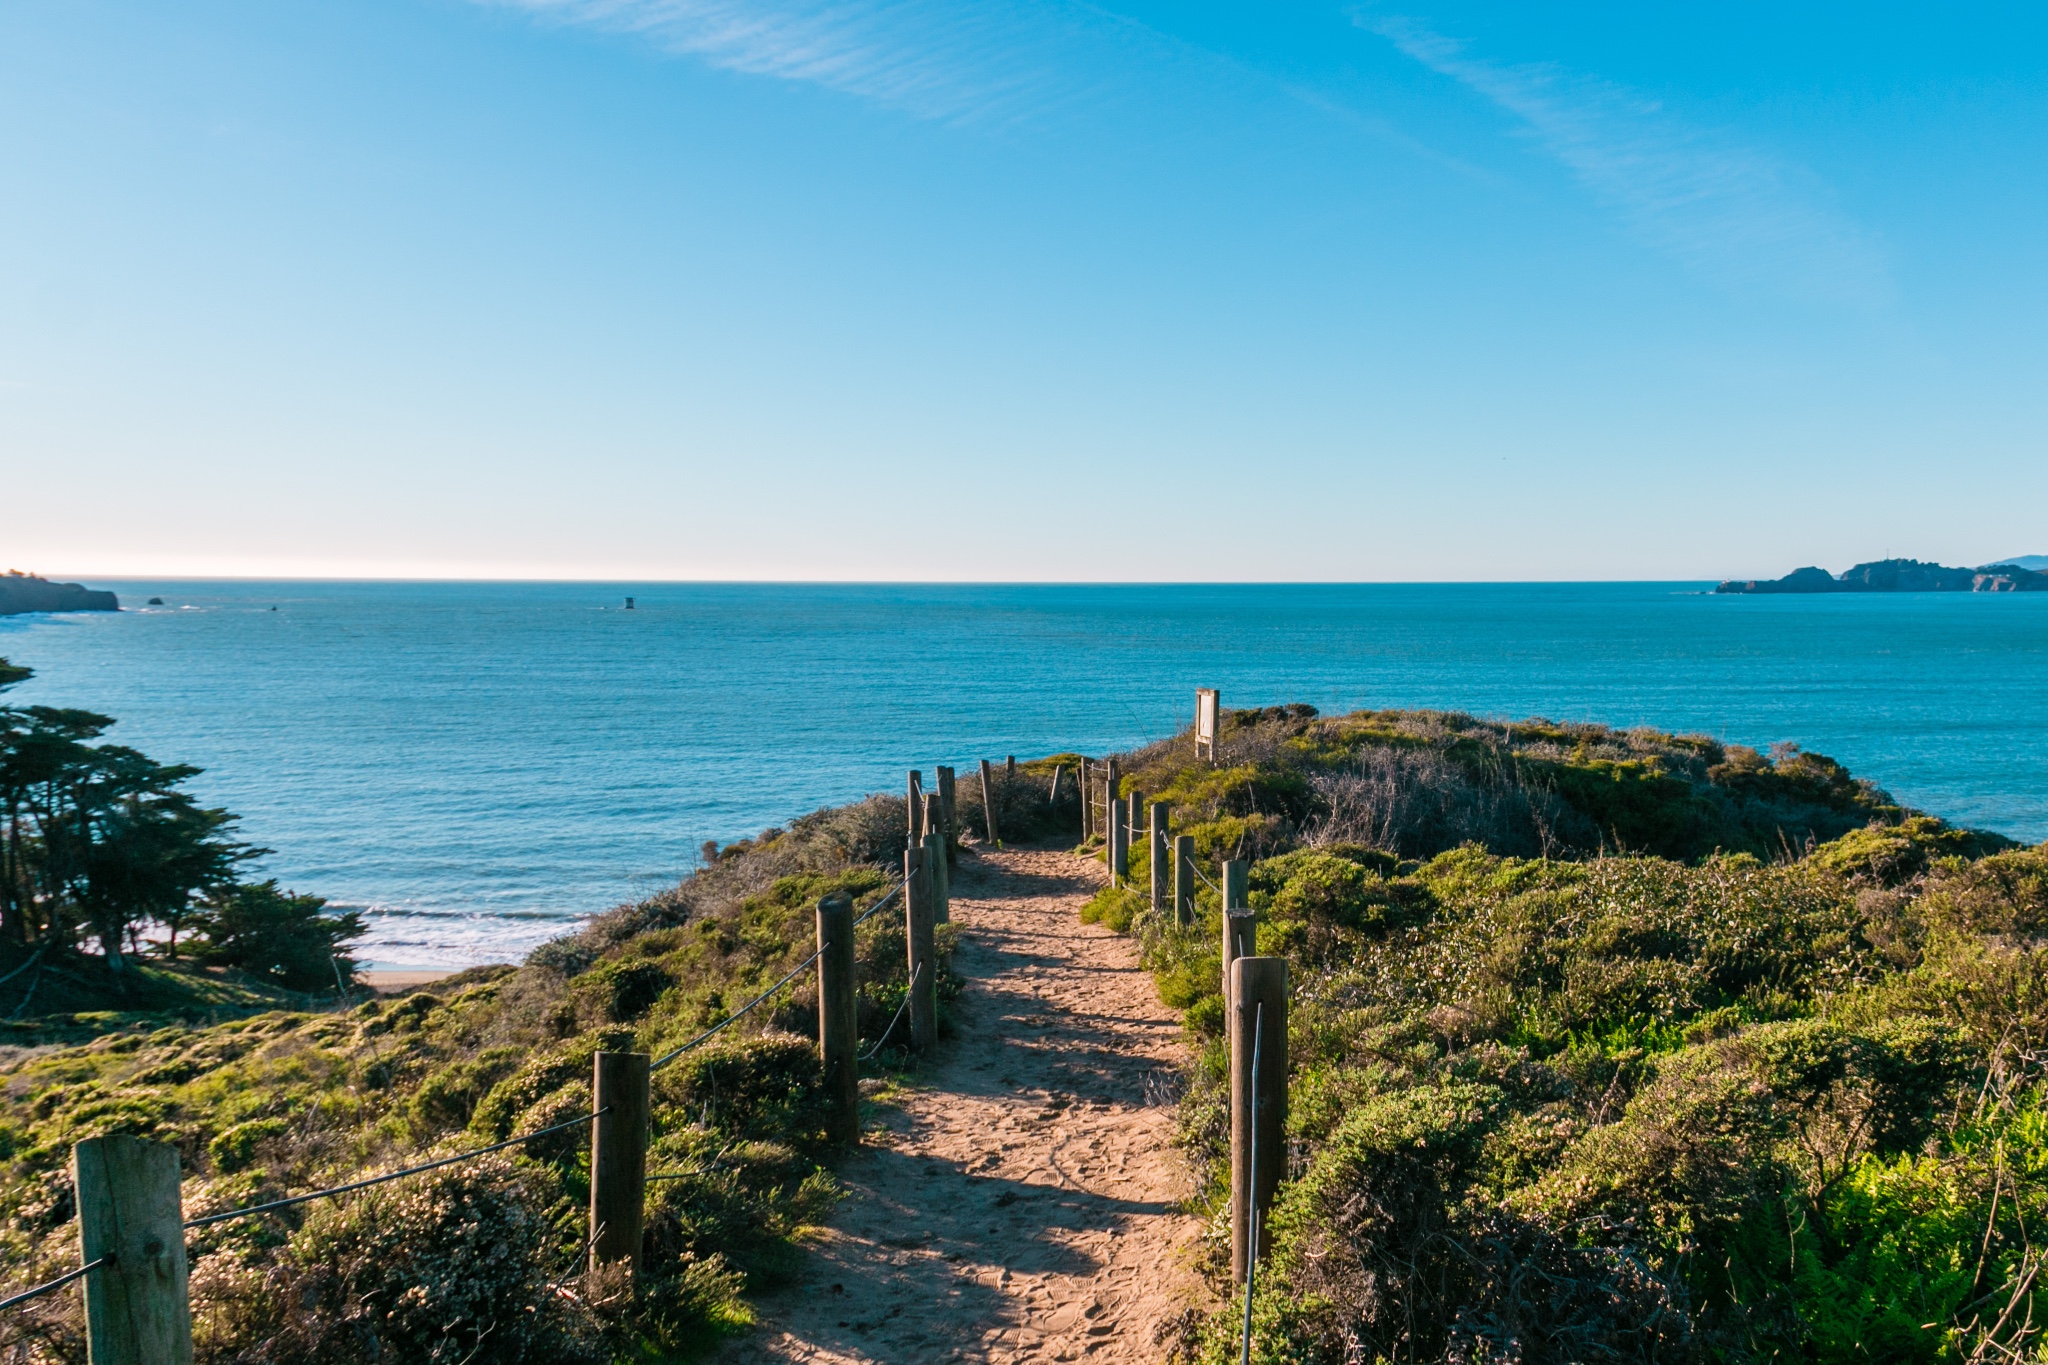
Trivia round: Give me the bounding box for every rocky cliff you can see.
[0,573,120,615]
[1717,558,2048,594]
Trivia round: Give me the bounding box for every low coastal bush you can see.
[1083,704,2048,1364]
[0,786,958,1362]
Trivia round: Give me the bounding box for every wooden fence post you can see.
[1223,859,1248,911]
[905,842,937,1051]
[74,1135,192,1365]
[907,770,925,841]
[923,821,948,924]
[1006,755,1016,777]
[1230,956,1287,1285]
[977,759,1000,845]
[1108,796,1128,887]
[816,892,858,1145]
[590,1051,650,1282]
[935,766,958,862]
[1080,758,1093,839]
[1148,802,1171,918]
[1220,860,1253,1001]
[1173,834,1195,925]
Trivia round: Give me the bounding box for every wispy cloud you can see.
[488,0,1164,125]
[1366,15,1890,304]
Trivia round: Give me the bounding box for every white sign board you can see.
[1195,689,1220,756]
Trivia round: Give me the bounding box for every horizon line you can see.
[15,572,1742,588]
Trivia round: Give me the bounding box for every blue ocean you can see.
[4,582,2044,968]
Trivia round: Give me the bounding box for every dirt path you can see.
[724,846,1205,1363]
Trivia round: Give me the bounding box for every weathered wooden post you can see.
[1223,859,1248,912]
[1173,834,1195,925]
[935,765,958,861]
[922,819,948,923]
[75,1135,193,1365]
[590,1051,651,1281]
[1006,755,1016,777]
[1108,796,1128,887]
[1048,764,1063,808]
[1221,860,1253,1001]
[1230,956,1287,1284]
[908,770,926,841]
[905,842,937,1051]
[978,759,1000,845]
[1103,758,1120,828]
[816,891,858,1145]
[1079,758,1094,839]
[1148,802,1171,918]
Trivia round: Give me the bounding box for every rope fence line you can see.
[184,1107,609,1230]
[0,1256,109,1314]
[546,1221,607,1302]
[648,875,906,1073]
[651,950,824,1072]
[859,962,924,1061]
[853,878,906,928]
[0,811,978,1348]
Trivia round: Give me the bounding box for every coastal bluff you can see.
[1718,557,2048,594]
[0,572,119,615]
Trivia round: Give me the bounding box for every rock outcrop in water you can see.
[1717,557,2048,594]
[0,572,119,615]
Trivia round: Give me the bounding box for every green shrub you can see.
[206,1116,292,1173]
[1080,705,2047,1362]
[654,1033,833,1151]
[1079,886,1145,932]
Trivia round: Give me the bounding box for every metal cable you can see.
[646,879,905,1074]
[859,962,924,1061]
[0,1256,110,1313]
[184,1109,606,1230]
[651,947,825,1071]
[852,878,906,928]
[545,1220,605,1300]
[1194,863,1223,894]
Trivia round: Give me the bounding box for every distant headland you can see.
[0,572,119,615]
[1717,557,2048,595]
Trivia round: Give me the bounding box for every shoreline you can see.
[357,969,455,995]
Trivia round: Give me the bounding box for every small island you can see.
[1717,556,2048,594]
[0,571,119,615]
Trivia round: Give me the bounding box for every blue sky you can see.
[2,0,2042,580]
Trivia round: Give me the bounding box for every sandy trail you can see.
[723,846,1204,1364]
